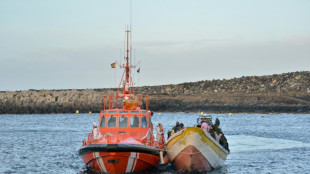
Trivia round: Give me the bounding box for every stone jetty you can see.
[1,71,309,114]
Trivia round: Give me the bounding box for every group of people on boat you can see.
[167,121,185,139]
[200,117,230,152]
[156,121,185,148]
[156,115,229,152]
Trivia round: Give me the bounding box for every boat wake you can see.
[227,135,310,152]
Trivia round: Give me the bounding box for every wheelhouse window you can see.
[141,116,147,128]
[100,116,106,128]
[130,116,139,128]
[130,111,140,114]
[119,111,129,114]
[102,111,107,114]
[108,111,117,114]
[108,116,117,128]
[119,116,128,128]
[142,111,146,114]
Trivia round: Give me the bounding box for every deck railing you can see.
[103,95,149,110]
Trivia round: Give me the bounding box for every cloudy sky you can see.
[1,0,309,91]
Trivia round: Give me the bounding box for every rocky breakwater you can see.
[0,71,309,114]
[135,71,310,113]
[0,89,115,114]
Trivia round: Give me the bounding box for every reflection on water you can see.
[0,113,309,173]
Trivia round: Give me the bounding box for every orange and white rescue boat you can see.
[79,29,163,173]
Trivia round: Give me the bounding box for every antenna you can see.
[120,48,122,66]
[130,0,133,76]
[130,0,132,30]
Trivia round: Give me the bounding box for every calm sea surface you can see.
[0,113,309,174]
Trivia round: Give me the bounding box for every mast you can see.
[124,29,130,98]
[112,27,138,110]
[104,28,148,111]
[119,28,134,108]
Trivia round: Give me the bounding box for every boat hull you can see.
[79,144,160,173]
[166,127,228,172]
[173,145,213,172]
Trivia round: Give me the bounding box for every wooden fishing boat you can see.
[79,29,162,173]
[165,115,229,172]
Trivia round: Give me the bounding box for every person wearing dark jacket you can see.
[173,121,180,133]
[167,121,180,138]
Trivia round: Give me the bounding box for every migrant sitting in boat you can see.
[179,123,184,131]
[167,121,180,138]
[213,118,229,152]
[201,118,210,132]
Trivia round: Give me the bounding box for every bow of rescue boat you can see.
[79,144,160,173]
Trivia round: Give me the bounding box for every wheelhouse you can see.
[99,109,152,133]
[99,93,152,133]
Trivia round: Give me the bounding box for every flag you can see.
[137,67,140,73]
[111,62,116,68]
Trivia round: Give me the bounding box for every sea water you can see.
[0,113,309,174]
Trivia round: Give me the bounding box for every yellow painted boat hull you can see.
[165,127,229,172]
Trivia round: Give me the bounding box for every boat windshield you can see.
[108,116,117,128]
[119,116,128,128]
[141,116,147,128]
[130,116,139,128]
[99,114,149,129]
[100,116,106,128]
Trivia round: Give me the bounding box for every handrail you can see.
[103,94,149,110]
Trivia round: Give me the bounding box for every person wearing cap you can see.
[156,122,164,149]
[92,122,99,140]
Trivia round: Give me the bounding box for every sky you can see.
[1,0,309,91]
